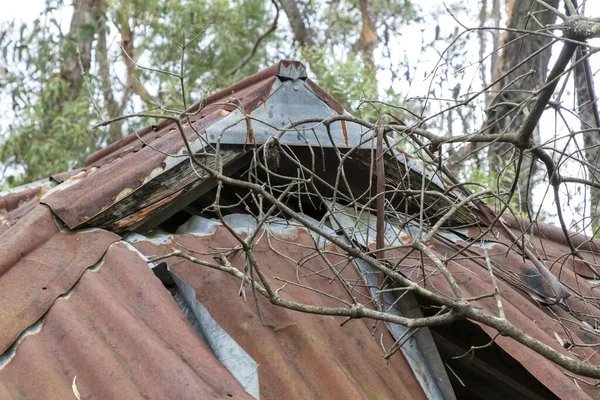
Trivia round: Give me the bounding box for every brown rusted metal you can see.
[132,225,429,400]
[375,127,386,259]
[0,242,251,399]
[0,186,43,216]
[0,180,56,229]
[396,235,600,400]
[0,205,119,354]
[0,197,39,231]
[340,120,349,147]
[504,213,600,255]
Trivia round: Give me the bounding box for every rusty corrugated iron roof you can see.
[1,60,600,399]
[0,241,252,399]
[0,61,441,400]
[0,179,56,232]
[0,205,119,355]
[129,217,435,399]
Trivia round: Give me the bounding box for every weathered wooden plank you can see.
[81,146,249,232]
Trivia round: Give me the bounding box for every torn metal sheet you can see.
[171,270,260,399]
[325,204,454,399]
[394,228,600,399]
[324,202,600,399]
[131,217,430,400]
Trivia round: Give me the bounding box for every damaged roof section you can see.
[36,60,479,234]
[0,241,252,399]
[128,215,442,399]
[2,60,600,399]
[326,203,600,399]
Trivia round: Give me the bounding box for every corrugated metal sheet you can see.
[0,205,120,355]
[0,179,52,216]
[129,218,434,400]
[0,179,56,231]
[0,242,252,399]
[326,204,600,399]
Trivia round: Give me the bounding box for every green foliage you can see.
[130,0,274,100]
[1,0,277,186]
[2,91,95,184]
[461,158,525,214]
[1,4,99,186]
[304,47,378,112]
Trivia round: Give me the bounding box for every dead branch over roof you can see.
[1,60,600,399]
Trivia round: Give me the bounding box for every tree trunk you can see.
[97,0,123,144]
[575,47,600,234]
[118,0,151,103]
[358,0,377,65]
[61,0,101,101]
[356,0,378,100]
[278,0,315,47]
[486,0,559,215]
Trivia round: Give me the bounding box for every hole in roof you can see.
[136,146,419,238]
[417,294,559,400]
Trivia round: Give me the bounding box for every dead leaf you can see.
[72,376,81,400]
[554,331,564,347]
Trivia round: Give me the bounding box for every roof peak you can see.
[274,60,307,80]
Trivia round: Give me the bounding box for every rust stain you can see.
[306,80,345,114]
[406,353,431,393]
[341,120,349,147]
[246,118,255,144]
[400,234,414,244]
